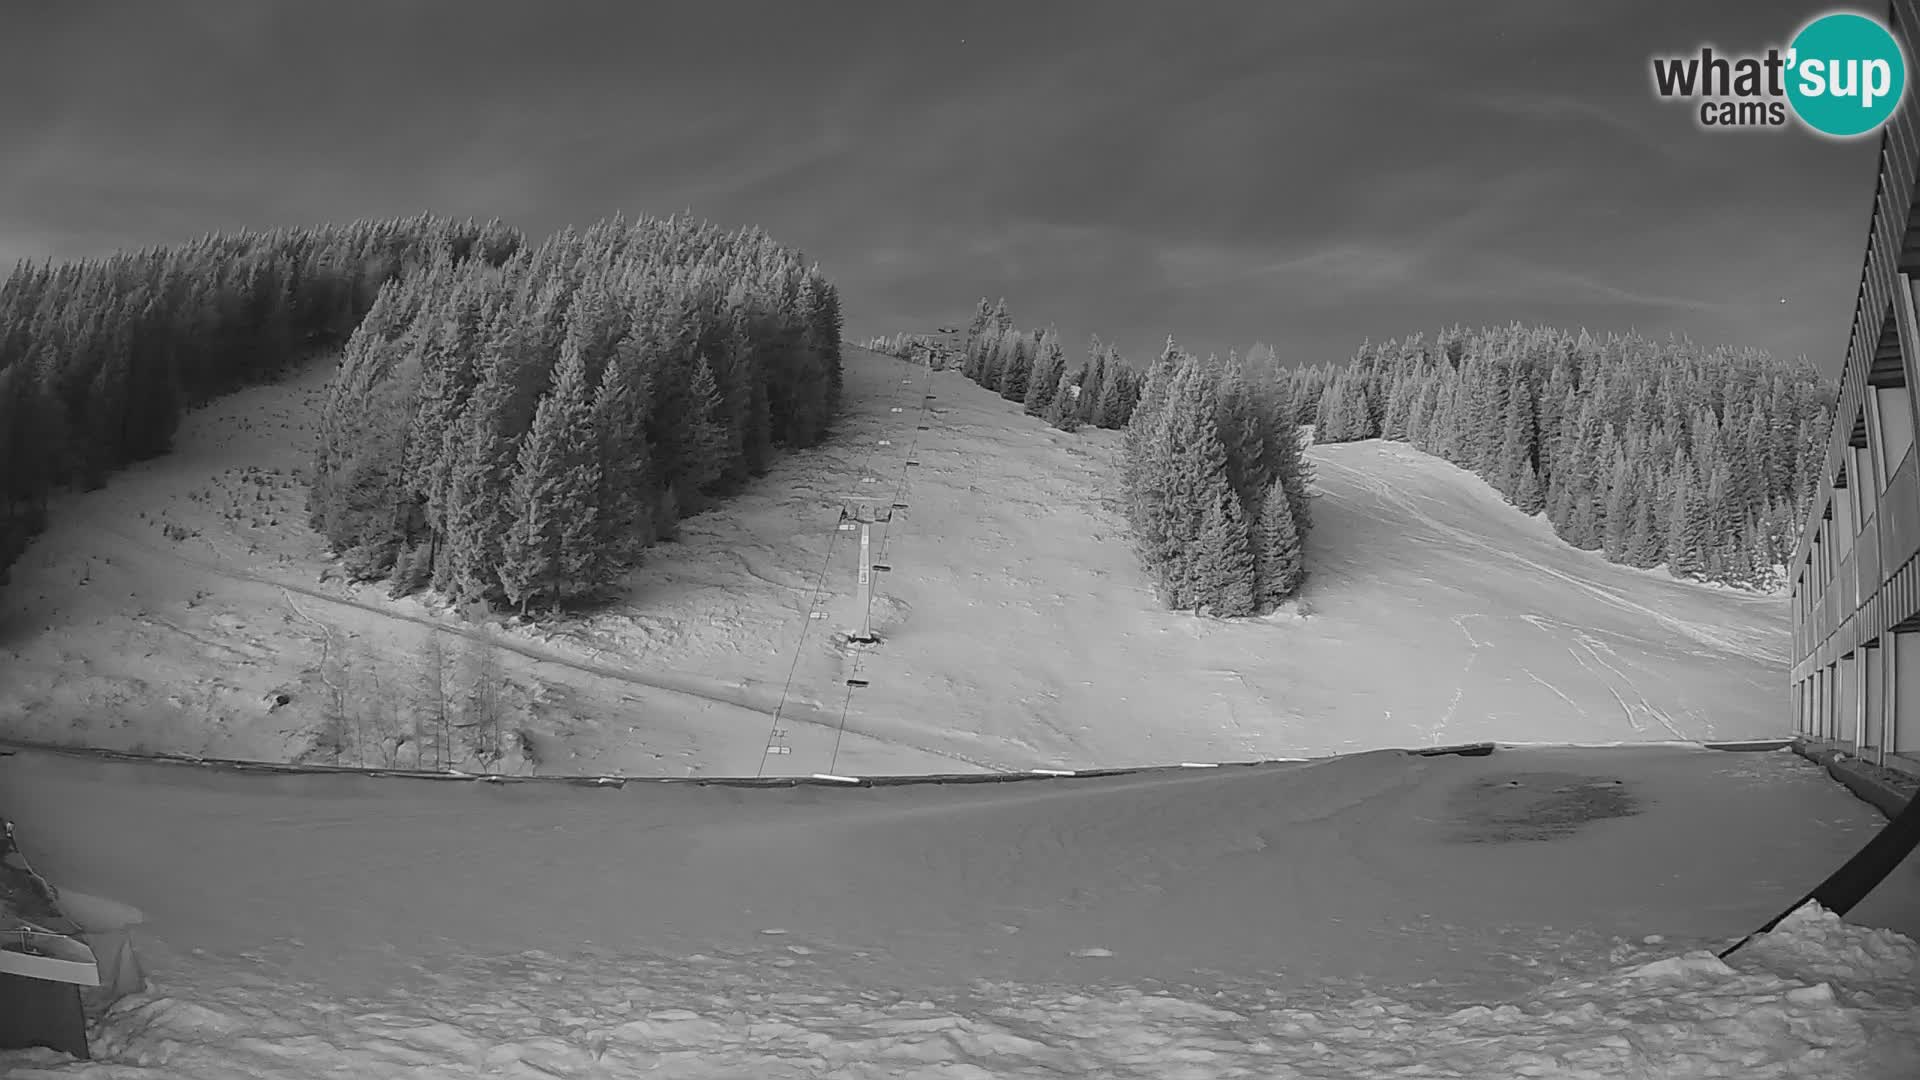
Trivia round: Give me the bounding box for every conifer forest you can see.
[875,302,1836,600]
[1,222,1834,612]
[0,214,845,610]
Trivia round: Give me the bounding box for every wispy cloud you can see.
[1517,264,1725,312]
[1150,165,1572,306]
[1257,244,1425,288]
[1431,254,1729,313]
[1157,240,1726,319]
[1155,242,1421,299]
[1462,90,1694,162]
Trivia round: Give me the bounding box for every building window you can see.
[1876,385,1914,483]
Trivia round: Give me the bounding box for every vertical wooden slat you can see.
[1873,178,1897,290]
[1890,122,1916,213]
[1871,189,1893,312]
[1861,508,1882,613]
[1894,273,1920,411]
[1891,117,1918,216]
[1866,229,1887,353]
[1897,550,1915,630]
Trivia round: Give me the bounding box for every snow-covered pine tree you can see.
[1044,364,1082,431]
[1193,481,1257,616]
[1000,333,1035,402]
[965,297,993,354]
[497,337,603,614]
[1213,350,1270,513]
[1251,478,1305,607]
[590,337,659,562]
[1024,329,1067,416]
[1095,351,1136,428]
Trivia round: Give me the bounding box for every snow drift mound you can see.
[4,901,1913,1080]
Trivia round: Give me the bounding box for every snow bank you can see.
[2,902,1913,1079]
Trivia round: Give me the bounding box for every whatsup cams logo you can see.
[1650,10,1908,138]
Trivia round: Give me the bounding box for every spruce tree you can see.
[1569,489,1601,551]
[1404,376,1431,450]
[1601,449,1634,558]
[1702,455,1732,575]
[82,345,130,490]
[407,286,484,571]
[1497,369,1537,494]
[1381,376,1413,441]
[962,328,989,383]
[1119,363,1144,426]
[1193,482,1257,616]
[591,340,658,562]
[1625,488,1659,566]
[1125,352,1235,609]
[498,338,603,614]
[1664,466,1706,576]
[1024,329,1067,416]
[683,354,732,498]
[1213,350,1269,511]
[1000,334,1034,402]
[1095,353,1134,428]
[1077,341,1108,423]
[1134,336,1182,428]
[1044,365,1082,431]
[965,297,993,354]
[1159,357,1241,608]
[1514,463,1545,515]
[442,318,538,604]
[1473,353,1512,474]
[1262,392,1314,536]
[1251,478,1305,607]
[1123,362,1184,597]
[981,329,1010,391]
[1345,373,1378,439]
[1317,369,1349,441]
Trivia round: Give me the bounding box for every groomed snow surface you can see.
[2,742,1916,1078]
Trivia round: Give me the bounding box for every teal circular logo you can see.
[1786,12,1907,138]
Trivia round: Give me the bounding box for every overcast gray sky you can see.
[0,1,1887,374]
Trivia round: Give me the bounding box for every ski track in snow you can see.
[1321,444,1746,745]
[1523,614,1689,741]
[1313,452,1785,664]
[1521,667,1588,718]
[1305,449,1784,746]
[1432,615,1488,747]
[4,905,1915,1080]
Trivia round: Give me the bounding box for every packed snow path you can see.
[2,742,1915,1077]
